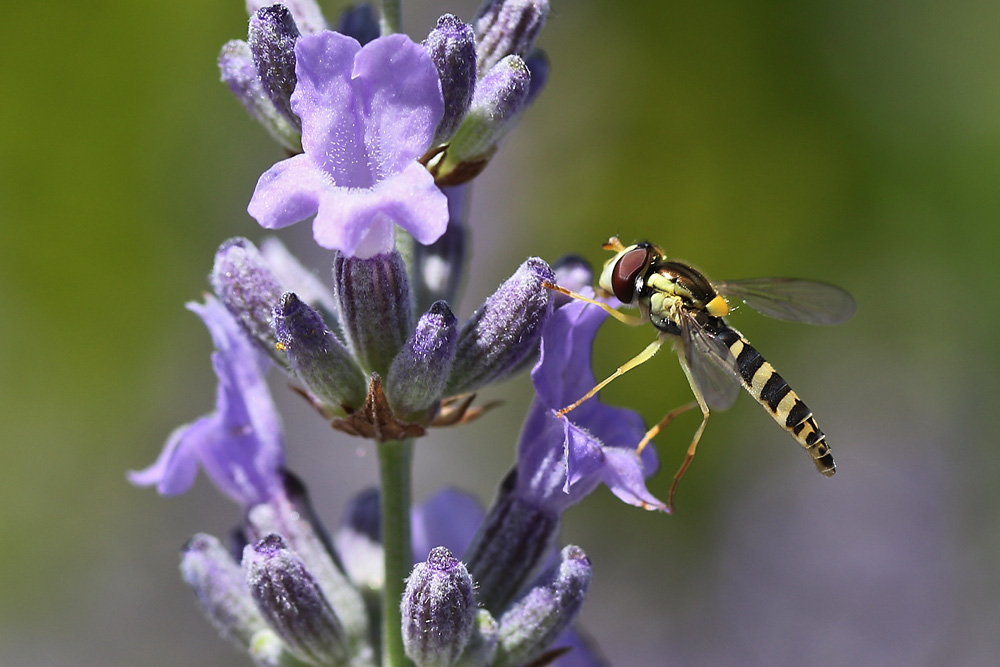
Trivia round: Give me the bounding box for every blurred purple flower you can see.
[521,292,665,513]
[128,297,284,507]
[248,31,449,258]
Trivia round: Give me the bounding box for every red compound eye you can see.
[611,246,650,303]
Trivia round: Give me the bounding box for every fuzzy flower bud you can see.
[210,237,286,363]
[218,40,301,152]
[181,533,267,648]
[424,15,477,145]
[387,301,458,417]
[432,55,531,184]
[463,471,560,613]
[244,534,349,665]
[273,292,367,410]
[334,251,414,377]
[246,494,372,653]
[402,547,477,667]
[494,545,593,667]
[445,257,553,396]
[245,0,328,35]
[473,0,550,77]
[248,4,301,130]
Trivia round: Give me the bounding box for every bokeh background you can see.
[3,0,1000,664]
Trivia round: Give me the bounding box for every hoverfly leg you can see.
[666,347,714,511]
[541,282,645,327]
[556,338,664,417]
[635,401,698,455]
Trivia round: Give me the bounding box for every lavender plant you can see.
[130,2,666,666]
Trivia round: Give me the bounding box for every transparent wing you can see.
[715,278,857,325]
[679,313,742,411]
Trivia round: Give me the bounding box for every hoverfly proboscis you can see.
[544,237,856,510]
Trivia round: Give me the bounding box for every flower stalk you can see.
[380,0,402,36]
[378,438,414,667]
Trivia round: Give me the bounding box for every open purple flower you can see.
[521,292,665,513]
[248,30,449,258]
[128,297,284,507]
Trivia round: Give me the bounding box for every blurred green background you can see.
[3,0,1000,664]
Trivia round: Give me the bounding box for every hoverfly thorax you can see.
[650,260,730,318]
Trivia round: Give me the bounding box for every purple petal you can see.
[351,33,445,176]
[291,31,367,181]
[514,293,666,513]
[248,153,328,230]
[127,419,207,494]
[312,163,447,256]
[599,448,666,511]
[129,298,284,507]
[412,489,484,562]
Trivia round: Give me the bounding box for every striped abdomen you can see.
[715,326,836,476]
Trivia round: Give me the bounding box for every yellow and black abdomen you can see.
[714,326,836,476]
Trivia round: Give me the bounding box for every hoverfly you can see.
[545,237,856,509]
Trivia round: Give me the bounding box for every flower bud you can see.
[424,14,477,145]
[432,55,531,184]
[273,292,367,410]
[387,301,458,417]
[244,534,349,665]
[218,40,301,152]
[210,237,287,364]
[259,236,339,324]
[246,494,372,654]
[445,258,553,396]
[494,545,593,667]
[463,472,560,613]
[337,3,380,45]
[246,0,328,35]
[248,5,301,130]
[473,0,549,77]
[402,547,477,667]
[334,250,414,377]
[180,533,267,648]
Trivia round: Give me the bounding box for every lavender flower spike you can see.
[424,15,477,145]
[211,237,286,363]
[432,55,531,185]
[445,257,554,395]
[474,0,550,77]
[128,297,284,508]
[248,4,301,130]
[244,534,350,665]
[273,291,367,410]
[248,31,449,258]
[245,0,328,35]
[219,39,301,152]
[387,300,459,418]
[402,547,477,667]
[494,545,592,667]
[181,533,268,648]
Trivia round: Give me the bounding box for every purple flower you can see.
[519,292,665,513]
[128,297,284,507]
[465,291,663,612]
[248,30,449,258]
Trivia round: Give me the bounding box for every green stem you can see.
[378,438,413,667]
[380,0,402,35]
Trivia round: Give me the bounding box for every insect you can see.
[545,237,857,509]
